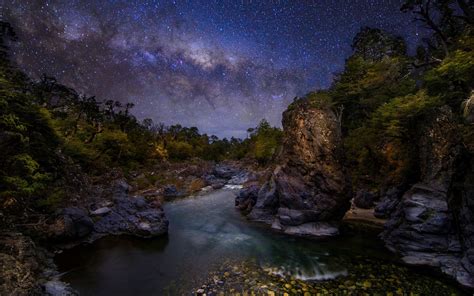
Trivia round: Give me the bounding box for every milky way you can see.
[2,0,423,138]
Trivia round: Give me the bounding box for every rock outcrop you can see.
[382,106,474,288]
[236,98,351,237]
[48,179,168,243]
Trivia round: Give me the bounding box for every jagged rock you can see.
[49,207,94,241]
[213,164,239,179]
[382,106,474,288]
[113,179,131,199]
[93,195,168,238]
[353,190,377,209]
[374,187,402,218]
[238,99,351,238]
[235,183,260,214]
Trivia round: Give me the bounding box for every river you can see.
[55,187,463,295]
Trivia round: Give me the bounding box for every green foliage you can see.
[313,25,473,188]
[0,41,60,202]
[424,34,474,106]
[331,54,416,131]
[344,91,441,185]
[167,140,194,160]
[247,119,283,165]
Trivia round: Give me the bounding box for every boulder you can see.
[213,164,239,179]
[235,183,260,214]
[93,195,168,238]
[238,98,351,238]
[49,207,94,241]
[382,106,474,288]
[374,187,402,218]
[162,185,182,198]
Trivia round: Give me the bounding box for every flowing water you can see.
[55,187,462,295]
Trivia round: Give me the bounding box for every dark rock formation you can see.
[374,187,403,218]
[382,106,474,288]
[48,180,168,243]
[163,185,183,198]
[49,207,94,241]
[91,180,169,239]
[353,190,377,209]
[237,99,351,237]
[235,183,260,214]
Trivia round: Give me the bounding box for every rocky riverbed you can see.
[192,259,462,296]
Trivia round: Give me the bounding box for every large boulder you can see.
[238,98,351,238]
[382,106,474,288]
[48,207,94,241]
[374,187,403,218]
[92,181,168,239]
[48,180,168,242]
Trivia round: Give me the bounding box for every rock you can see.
[239,98,351,238]
[353,190,377,209]
[162,185,182,198]
[382,106,474,288]
[90,207,111,216]
[93,196,168,238]
[235,184,260,214]
[213,164,239,179]
[49,207,94,241]
[374,187,402,218]
[113,179,131,199]
[211,182,225,190]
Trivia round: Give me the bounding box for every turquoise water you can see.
[55,188,459,295]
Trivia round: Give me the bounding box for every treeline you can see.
[290,0,474,189]
[0,21,282,212]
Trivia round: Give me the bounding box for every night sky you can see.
[3,0,423,138]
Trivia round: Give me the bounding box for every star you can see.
[3,0,425,138]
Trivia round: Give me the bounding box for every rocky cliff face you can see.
[382,106,474,288]
[236,99,351,237]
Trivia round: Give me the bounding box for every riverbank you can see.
[54,186,467,295]
[0,161,255,295]
[1,160,472,295]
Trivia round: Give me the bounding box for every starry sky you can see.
[2,0,424,138]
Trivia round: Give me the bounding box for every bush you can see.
[167,141,194,160]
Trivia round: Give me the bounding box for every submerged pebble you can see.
[192,258,464,295]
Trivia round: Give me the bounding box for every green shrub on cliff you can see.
[247,119,283,165]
